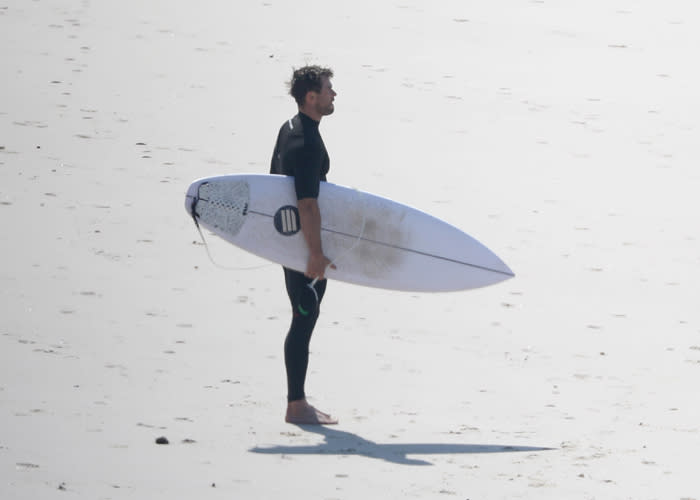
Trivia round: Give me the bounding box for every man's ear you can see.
[304,90,317,106]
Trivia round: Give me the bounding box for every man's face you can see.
[313,76,336,117]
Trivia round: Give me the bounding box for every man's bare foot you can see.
[285,399,338,425]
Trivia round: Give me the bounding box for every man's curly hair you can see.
[288,65,334,106]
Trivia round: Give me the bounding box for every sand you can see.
[2,1,699,498]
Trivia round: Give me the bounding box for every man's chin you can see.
[316,103,334,117]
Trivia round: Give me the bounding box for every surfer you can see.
[270,65,339,425]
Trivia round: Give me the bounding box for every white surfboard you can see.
[185,174,514,292]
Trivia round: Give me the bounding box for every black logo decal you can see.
[274,205,300,236]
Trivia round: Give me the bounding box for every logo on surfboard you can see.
[274,206,300,236]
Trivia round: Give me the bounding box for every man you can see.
[270,66,338,425]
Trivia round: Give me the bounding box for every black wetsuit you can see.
[270,112,330,402]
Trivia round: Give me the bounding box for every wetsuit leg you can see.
[283,267,327,402]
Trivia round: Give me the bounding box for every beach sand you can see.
[2,1,699,498]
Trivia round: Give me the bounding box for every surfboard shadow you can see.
[250,425,554,466]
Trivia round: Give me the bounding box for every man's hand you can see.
[306,252,336,281]
[298,197,336,280]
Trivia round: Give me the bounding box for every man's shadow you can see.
[250,425,554,466]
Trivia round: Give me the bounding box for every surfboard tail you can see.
[185,178,251,237]
[185,181,198,219]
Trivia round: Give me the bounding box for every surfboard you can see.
[185,174,514,292]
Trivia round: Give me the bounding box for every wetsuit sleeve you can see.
[292,147,323,199]
[270,132,282,174]
[272,118,325,199]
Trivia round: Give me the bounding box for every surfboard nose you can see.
[502,264,515,280]
[498,259,515,279]
[495,256,515,282]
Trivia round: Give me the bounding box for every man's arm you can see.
[297,197,335,280]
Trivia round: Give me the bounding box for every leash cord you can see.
[308,188,366,294]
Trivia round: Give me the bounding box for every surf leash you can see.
[307,187,367,300]
[189,197,272,272]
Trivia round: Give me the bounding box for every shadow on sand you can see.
[250,425,554,466]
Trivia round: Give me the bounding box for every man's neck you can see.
[299,107,321,123]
